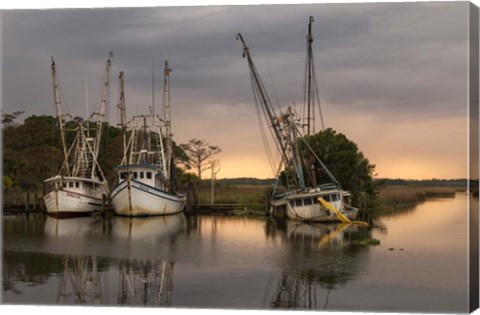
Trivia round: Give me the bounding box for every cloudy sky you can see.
[1,1,475,180]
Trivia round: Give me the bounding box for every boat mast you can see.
[162,60,173,180]
[306,16,314,136]
[91,52,113,178]
[236,33,289,161]
[304,16,324,134]
[237,33,305,190]
[117,71,127,155]
[50,56,71,177]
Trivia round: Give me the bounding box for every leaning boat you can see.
[43,53,112,218]
[237,17,358,223]
[110,61,186,217]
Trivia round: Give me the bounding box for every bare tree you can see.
[179,139,222,180]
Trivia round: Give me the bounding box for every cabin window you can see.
[313,198,319,204]
[304,198,312,205]
[146,172,152,179]
[120,172,125,179]
[331,194,338,202]
[62,182,67,188]
[68,182,73,188]
[294,199,303,207]
[133,172,138,179]
[140,172,144,179]
[289,200,295,207]
[75,182,79,188]
[323,195,330,202]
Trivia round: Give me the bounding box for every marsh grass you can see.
[195,183,458,216]
[197,184,268,212]
[377,185,456,209]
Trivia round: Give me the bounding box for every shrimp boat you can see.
[110,61,186,217]
[43,53,113,218]
[237,17,358,223]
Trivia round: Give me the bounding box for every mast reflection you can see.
[265,220,373,310]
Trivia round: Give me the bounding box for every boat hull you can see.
[111,179,186,217]
[43,189,103,218]
[285,203,358,223]
[279,189,359,223]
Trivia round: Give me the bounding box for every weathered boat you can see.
[237,17,358,223]
[110,61,186,216]
[43,53,112,218]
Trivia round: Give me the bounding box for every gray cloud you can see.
[1,2,472,178]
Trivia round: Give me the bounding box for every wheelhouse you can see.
[288,192,341,207]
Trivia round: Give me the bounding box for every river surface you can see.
[2,194,475,313]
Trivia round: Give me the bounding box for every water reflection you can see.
[111,214,186,240]
[265,220,372,310]
[3,197,468,311]
[57,256,103,305]
[117,260,174,306]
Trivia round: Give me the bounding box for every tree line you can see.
[2,113,223,203]
[3,112,387,207]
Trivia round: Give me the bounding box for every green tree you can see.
[300,128,378,205]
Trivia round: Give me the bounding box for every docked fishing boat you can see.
[237,17,358,223]
[43,53,113,218]
[110,61,186,216]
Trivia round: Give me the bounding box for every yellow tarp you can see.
[318,197,368,227]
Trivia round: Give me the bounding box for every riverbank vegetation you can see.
[2,113,472,215]
[374,185,457,210]
[194,180,464,216]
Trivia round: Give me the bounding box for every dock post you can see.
[33,192,37,212]
[102,194,106,217]
[24,192,30,215]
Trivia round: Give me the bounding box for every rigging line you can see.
[295,126,341,189]
[265,61,282,112]
[251,71,277,175]
[311,56,325,130]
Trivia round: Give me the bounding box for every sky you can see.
[1,0,476,180]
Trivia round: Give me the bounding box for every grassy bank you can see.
[197,183,459,217]
[196,184,268,214]
[375,185,457,211]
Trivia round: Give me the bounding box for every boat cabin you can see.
[288,192,342,208]
[116,164,166,190]
[44,176,106,198]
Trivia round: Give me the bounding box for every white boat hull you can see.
[43,189,103,218]
[278,189,359,223]
[285,202,358,223]
[111,179,186,217]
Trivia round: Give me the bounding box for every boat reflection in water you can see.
[117,259,175,306]
[265,220,372,310]
[111,213,186,241]
[44,216,99,237]
[41,213,186,306]
[111,214,186,306]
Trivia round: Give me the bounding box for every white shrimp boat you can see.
[237,17,358,223]
[43,53,112,218]
[110,61,186,217]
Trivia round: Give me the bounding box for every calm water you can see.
[2,194,474,312]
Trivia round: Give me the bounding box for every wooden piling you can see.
[24,192,30,214]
